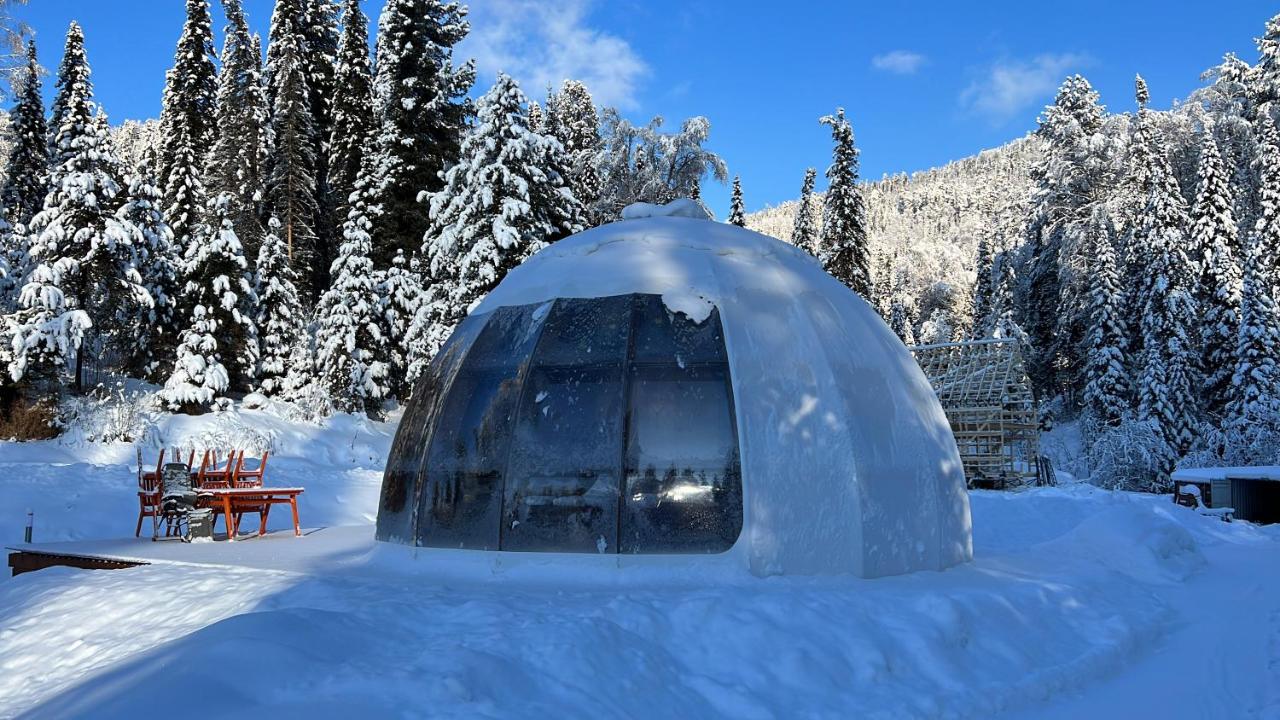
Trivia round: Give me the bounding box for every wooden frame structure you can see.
[910,338,1040,488]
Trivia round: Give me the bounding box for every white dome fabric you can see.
[476,213,972,578]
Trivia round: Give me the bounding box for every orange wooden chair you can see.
[136,447,165,538]
[195,449,237,489]
[233,451,269,488]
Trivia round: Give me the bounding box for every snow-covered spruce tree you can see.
[162,305,228,413]
[205,0,268,260]
[1023,75,1108,398]
[872,252,893,320]
[790,167,819,256]
[413,74,584,366]
[327,0,375,225]
[303,0,341,291]
[265,18,321,301]
[727,176,746,227]
[376,248,422,398]
[545,80,603,223]
[818,108,871,297]
[15,26,150,392]
[969,235,995,340]
[2,40,48,230]
[254,218,304,396]
[157,0,218,251]
[1252,13,1280,109]
[315,184,389,416]
[366,0,475,265]
[1229,237,1280,425]
[1135,90,1198,484]
[179,194,259,393]
[1226,111,1280,426]
[119,156,182,380]
[1190,128,1242,416]
[1082,207,1130,428]
[988,250,1029,345]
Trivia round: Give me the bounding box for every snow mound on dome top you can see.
[620,198,712,220]
[661,289,715,324]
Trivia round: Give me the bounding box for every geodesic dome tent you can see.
[376,200,972,578]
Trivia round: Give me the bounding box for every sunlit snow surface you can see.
[0,402,1277,718]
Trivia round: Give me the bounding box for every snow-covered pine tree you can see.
[545,80,603,223]
[327,0,375,226]
[303,0,341,292]
[818,108,871,297]
[254,218,304,396]
[1023,75,1108,398]
[528,99,545,133]
[265,18,321,301]
[162,304,228,413]
[366,0,475,265]
[988,250,1028,344]
[180,194,259,392]
[157,0,218,252]
[969,236,995,340]
[119,154,181,380]
[205,0,268,260]
[315,180,389,416]
[2,40,48,230]
[1134,82,1198,482]
[1190,128,1242,415]
[1255,105,1280,279]
[1082,207,1129,427]
[1230,237,1280,427]
[1226,110,1280,426]
[376,248,422,398]
[872,252,893,320]
[1252,13,1280,110]
[727,175,746,227]
[415,74,584,361]
[790,167,819,256]
[15,26,150,392]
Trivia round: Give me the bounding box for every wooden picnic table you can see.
[197,487,305,541]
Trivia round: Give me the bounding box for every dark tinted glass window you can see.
[376,313,486,543]
[383,293,744,555]
[631,295,727,365]
[621,364,742,553]
[502,364,627,552]
[416,303,550,549]
[501,297,631,553]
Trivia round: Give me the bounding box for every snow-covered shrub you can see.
[278,380,335,425]
[59,382,160,445]
[1183,412,1280,469]
[1087,416,1167,492]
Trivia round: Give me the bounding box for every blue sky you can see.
[11,1,1276,216]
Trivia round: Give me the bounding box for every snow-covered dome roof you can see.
[377,203,971,578]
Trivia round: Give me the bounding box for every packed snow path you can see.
[0,405,1276,718]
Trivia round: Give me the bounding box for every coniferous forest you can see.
[0,1,1277,492]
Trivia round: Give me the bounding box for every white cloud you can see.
[960,53,1091,122]
[463,0,649,109]
[871,50,926,75]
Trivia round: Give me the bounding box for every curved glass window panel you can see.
[631,295,727,365]
[376,312,487,543]
[621,364,743,553]
[528,294,633,366]
[501,364,627,552]
[500,296,632,553]
[416,302,550,549]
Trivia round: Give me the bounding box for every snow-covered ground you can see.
[0,405,1277,719]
